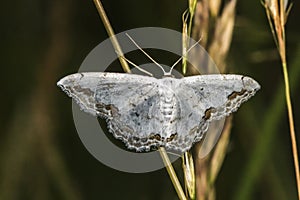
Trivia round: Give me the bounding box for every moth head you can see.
[162,73,175,78]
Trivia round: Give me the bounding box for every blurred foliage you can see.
[0,0,299,199]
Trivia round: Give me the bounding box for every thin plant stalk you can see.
[92,1,186,199]
[93,0,130,73]
[233,46,300,199]
[190,0,237,199]
[159,148,187,200]
[264,0,299,198]
[282,61,300,200]
[279,8,300,200]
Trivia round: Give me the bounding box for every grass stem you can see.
[282,61,300,200]
[263,0,299,197]
[93,0,131,73]
[159,147,187,200]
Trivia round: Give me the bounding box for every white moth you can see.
[57,37,260,153]
[58,71,260,152]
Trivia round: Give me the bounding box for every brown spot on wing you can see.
[227,89,247,100]
[149,134,162,141]
[73,85,94,96]
[166,133,177,142]
[96,103,119,116]
[203,107,216,120]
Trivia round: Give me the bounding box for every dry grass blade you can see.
[182,10,189,75]
[159,148,187,200]
[195,117,232,200]
[93,0,130,73]
[190,0,237,199]
[263,0,300,199]
[208,117,232,184]
[182,0,197,75]
[182,152,196,199]
[209,0,221,17]
[208,0,236,72]
[192,0,209,48]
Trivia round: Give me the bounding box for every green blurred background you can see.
[0,0,299,199]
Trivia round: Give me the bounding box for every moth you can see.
[58,35,260,152]
[57,71,260,153]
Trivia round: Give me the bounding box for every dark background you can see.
[0,0,299,199]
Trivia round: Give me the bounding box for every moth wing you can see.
[172,74,260,153]
[179,74,260,121]
[57,72,164,151]
[57,72,158,116]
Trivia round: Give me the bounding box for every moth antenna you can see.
[125,33,167,75]
[115,50,153,77]
[168,38,202,74]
